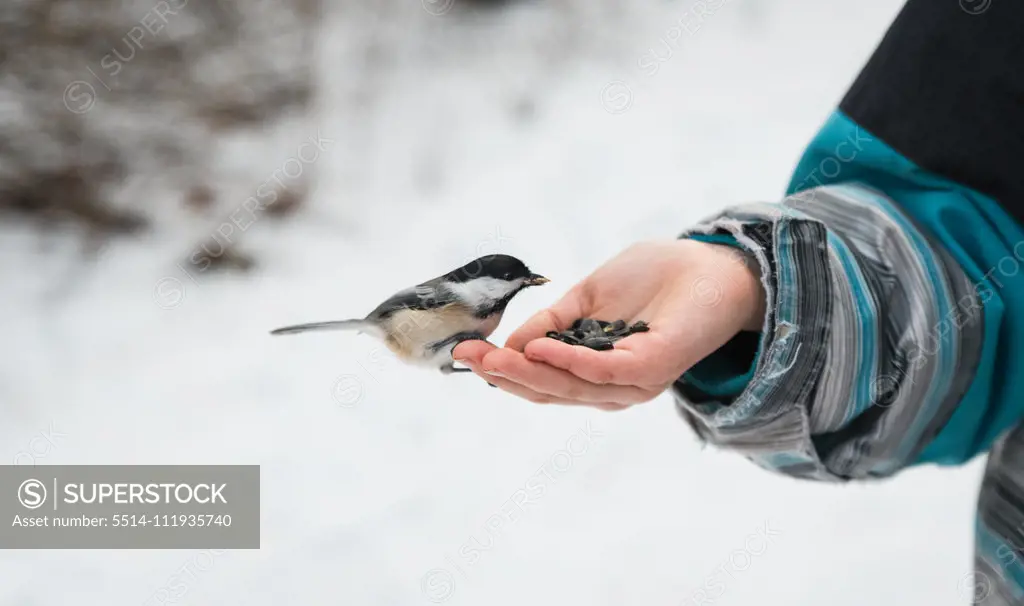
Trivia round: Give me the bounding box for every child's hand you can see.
[453,239,766,410]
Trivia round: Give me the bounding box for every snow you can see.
[0,0,985,604]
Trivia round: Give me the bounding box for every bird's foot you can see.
[440,362,499,384]
[435,332,489,377]
[441,365,474,374]
[430,331,488,352]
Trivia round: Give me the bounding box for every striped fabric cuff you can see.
[672,183,983,481]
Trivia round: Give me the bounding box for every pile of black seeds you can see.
[546,318,649,351]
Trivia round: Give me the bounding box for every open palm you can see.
[453,239,765,410]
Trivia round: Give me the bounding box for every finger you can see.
[462,360,556,404]
[465,357,633,410]
[522,335,667,388]
[452,339,497,367]
[480,347,658,405]
[504,284,590,352]
[475,371,631,411]
[539,401,632,412]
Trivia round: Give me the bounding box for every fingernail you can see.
[483,368,505,378]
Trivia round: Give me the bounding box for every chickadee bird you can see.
[270,254,549,374]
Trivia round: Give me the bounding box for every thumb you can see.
[504,284,589,352]
[452,339,497,365]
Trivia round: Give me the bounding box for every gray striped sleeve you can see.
[974,423,1024,604]
[673,183,984,481]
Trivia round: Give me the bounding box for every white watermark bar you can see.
[0,465,259,549]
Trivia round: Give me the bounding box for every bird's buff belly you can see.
[381,306,501,363]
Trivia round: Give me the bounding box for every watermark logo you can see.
[870,373,901,408]
[152,130,334,309]
[422,0,455,16]
[331,375,364,408]
[142,549,226,606]
[958,570,993,602]
[419,422,603,600]
[690,276,724,308]
[421,568,456,603]
[63,81,97,114]
[12,421,67,466]
[154,277,186,310]
[638,0,731,77]
[60,0,192,114]
[600,81,634,115]
[680,520,782,605]
[18,479,47,510]
[3,466,258,548]
[960,0,992,15]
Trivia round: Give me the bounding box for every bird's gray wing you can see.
[365,281,456,320]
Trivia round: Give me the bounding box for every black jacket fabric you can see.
[840,0,1024,226]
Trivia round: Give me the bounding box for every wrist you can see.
[689,240,767,333]
[741,262,767,331]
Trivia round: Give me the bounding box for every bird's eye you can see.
[502,272,512,280]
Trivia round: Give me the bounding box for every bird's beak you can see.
[525,273,550,286]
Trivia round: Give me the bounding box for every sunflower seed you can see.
[577,318,602,336]
[545,317,649,349]
[629,321,650,333]
[582,336,614,350]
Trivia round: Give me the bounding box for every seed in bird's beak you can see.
[526,274,550,286]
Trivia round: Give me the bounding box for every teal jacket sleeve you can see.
[672,111,1024,480]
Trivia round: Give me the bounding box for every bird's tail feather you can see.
[269,319,370,336]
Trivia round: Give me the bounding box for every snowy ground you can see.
[0,1,987,604]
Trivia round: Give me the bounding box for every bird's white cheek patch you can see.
[446,277,521,310]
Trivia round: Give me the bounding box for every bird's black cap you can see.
[446,254,547,285]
